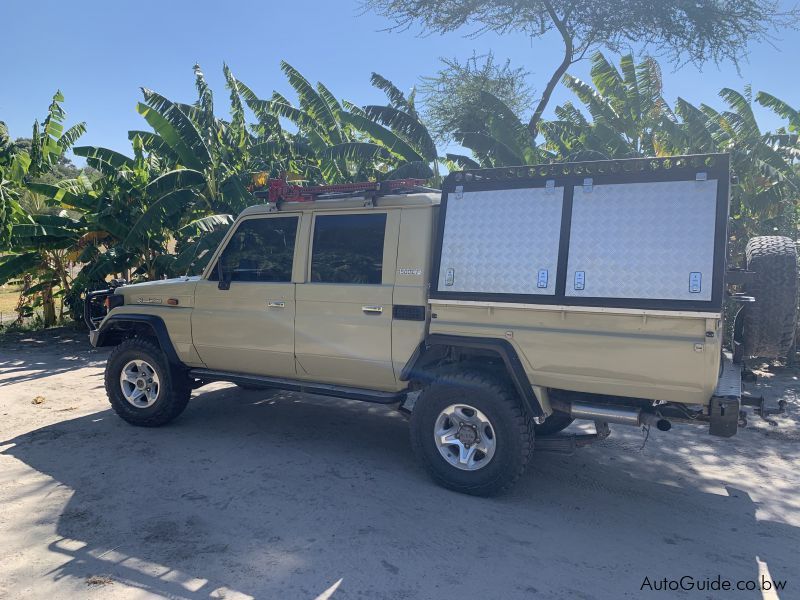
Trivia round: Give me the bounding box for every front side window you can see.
[311,213,387,284]
[211,216,298,282]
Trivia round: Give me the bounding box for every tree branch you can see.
[528,0,574,138]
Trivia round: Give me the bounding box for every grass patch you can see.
[0,287,20,318]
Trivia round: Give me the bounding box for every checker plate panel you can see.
[566,180,718,301]
[437,187,564,295]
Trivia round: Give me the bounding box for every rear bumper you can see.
[708,355,743,437]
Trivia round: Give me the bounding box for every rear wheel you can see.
[742,236,798,358]
[105,338,190,427]
[410,371,535,496]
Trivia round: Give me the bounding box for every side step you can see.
[189,368,407,404]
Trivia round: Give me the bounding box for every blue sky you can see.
[2,0,799,161]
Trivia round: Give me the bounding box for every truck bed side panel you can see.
[429,303,721,405]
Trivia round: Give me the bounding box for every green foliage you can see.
[420,52,534,144]
[3,54,798,331]
[362,0,799,136]
[536,53,798,254]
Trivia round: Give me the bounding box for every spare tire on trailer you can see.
[742,236,798,358]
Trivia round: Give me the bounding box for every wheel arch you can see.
[92,314,183,369]
[401,334,544,417]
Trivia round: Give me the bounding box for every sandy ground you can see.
[0,328,798,600]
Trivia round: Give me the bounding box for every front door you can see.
[294,211,399,390]
[192,214,300,378]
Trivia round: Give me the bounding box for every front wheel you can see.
[105,337,191,427]
[410,371,535,496]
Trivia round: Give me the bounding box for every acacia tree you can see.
[362,0,798,138]
[419,52,534,144]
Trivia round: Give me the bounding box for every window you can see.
[311,213,387,284]
[211,216,298,282]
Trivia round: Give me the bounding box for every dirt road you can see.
[1,328,798,599]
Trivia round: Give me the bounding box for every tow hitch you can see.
[741,394,788,425]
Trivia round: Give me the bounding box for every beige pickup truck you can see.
[86,154,797,495]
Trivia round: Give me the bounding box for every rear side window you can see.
[311,213,387,284]
[211,216,298,282]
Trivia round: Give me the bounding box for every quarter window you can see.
[211,216,298,282]
[311,213,387,284]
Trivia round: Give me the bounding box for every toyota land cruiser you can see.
[85,154,797,495]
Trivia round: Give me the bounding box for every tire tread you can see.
[743,236,798,358]
[410,370,534,496]
[105,337,190,427]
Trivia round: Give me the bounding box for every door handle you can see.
[268,300,286,308]
[362,305,383,314]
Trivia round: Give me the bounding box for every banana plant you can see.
[243,65,438,183]
[65,64,253,277]
[356,72,438,180]
[0,122,26,246]
[114,65,252,244]
[689,87,799,252]
[447,90,552,168]
[539,53,677,160]
[26,91,87,179]
[0,208,87,326]
[0,93,88,324]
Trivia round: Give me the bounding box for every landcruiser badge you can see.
[398,268,422,276]
[136,297,163,304]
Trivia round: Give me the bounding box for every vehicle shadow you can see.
[0,352,108,386]
[3,381,799,599]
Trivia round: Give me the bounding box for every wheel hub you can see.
[456,424,478,446]
[119,359,160,409]
[433,403,497,471]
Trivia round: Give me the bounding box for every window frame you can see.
[307,211,390,286]
[205,214,301,284]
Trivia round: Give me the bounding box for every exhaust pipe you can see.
[552,400,672,430]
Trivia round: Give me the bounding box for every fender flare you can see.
[91,314,184,369]
[401,334,544,417]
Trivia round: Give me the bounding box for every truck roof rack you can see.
[252,174,431,204]
[445,153,728,185]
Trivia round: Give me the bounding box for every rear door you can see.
[192,214,299,377]
[294,210,400,390]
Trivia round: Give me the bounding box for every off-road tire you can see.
[743,236,799,358]
[534,412,574,436]
[105,337,191,427]
[410,371,535,496]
